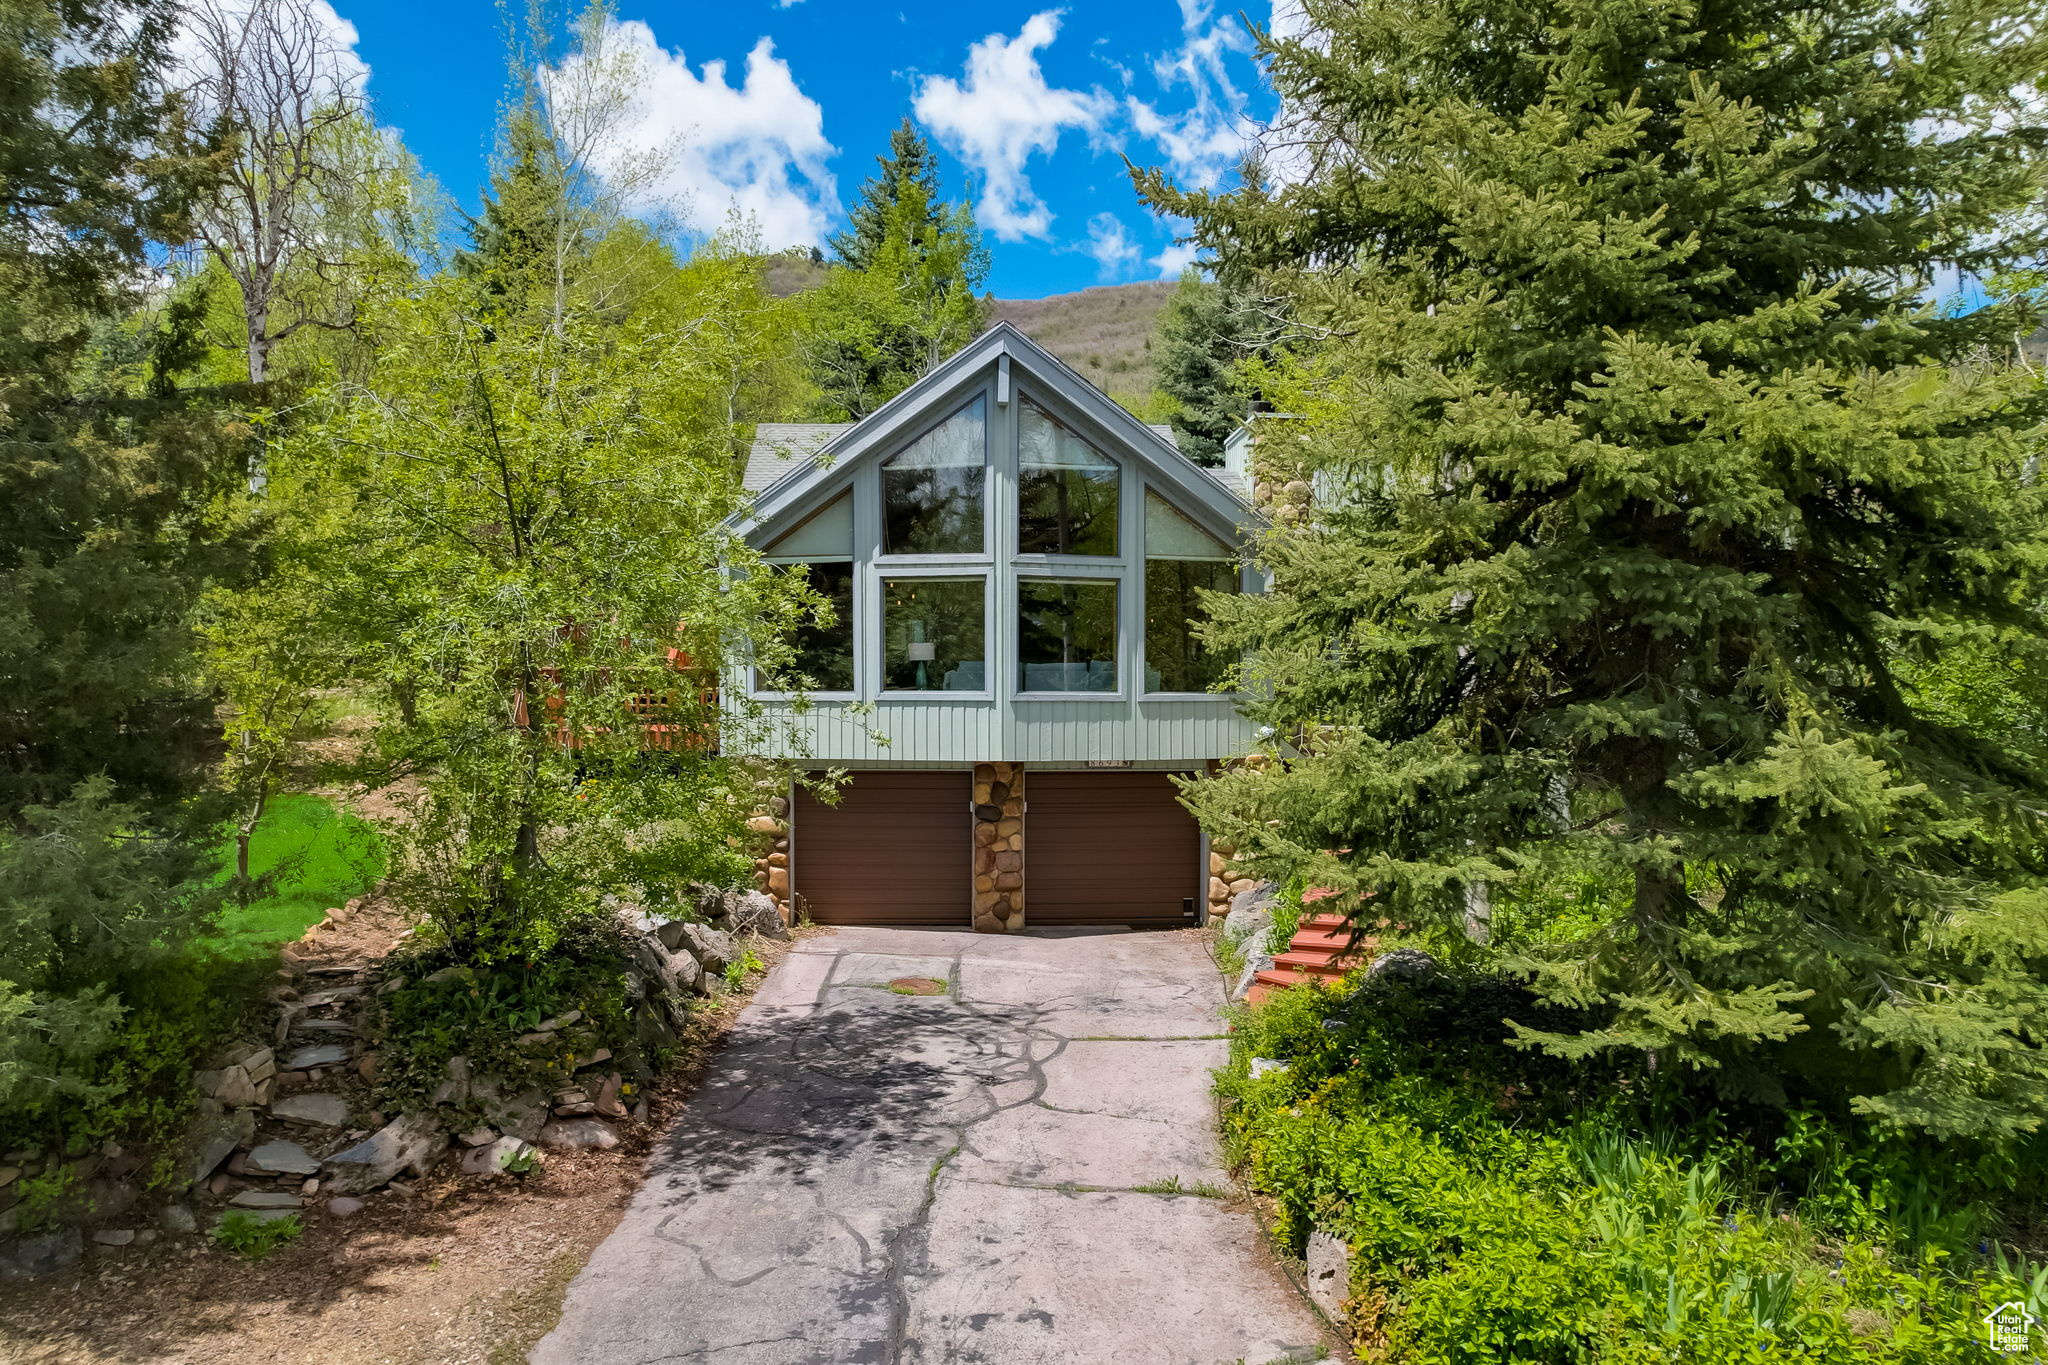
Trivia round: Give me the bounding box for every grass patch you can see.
[213,1211,303,1261]
[208,794,384,959]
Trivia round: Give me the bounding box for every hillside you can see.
[991,282,1175,405]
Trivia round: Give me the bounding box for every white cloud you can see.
[551,21,838,248]
[1084,212,1141,278]
[1150,241,1201,279]
[913,12,1111,241]
[1126,0,1254,190]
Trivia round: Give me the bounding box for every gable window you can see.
[757,492,856,694]
[1018,400,1118,556]
[883,576,987,692]
[1018,579,1118,693]
[1144,491,1237,693]
[883,396,986,555]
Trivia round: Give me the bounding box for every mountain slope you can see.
[990,282,1175,404]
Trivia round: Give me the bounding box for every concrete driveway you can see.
[533,926,1332,1365]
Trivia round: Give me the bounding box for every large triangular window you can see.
[882,396,986,555]
[1018,400,1118,556]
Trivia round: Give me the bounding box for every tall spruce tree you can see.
[1,0,260,1128]
[0,0,253,820]
[1140,0,2048,1135]
[830,118,941,272]
[1155,268,1257,465]
[807,120,988,417]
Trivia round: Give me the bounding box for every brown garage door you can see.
[794,771,969,925]
[1027,771,1201,927]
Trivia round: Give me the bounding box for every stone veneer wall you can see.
[972,762,1025,932]
[748,791,792,922]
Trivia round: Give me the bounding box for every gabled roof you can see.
[734,321,1254,544]
[745,423,849,494]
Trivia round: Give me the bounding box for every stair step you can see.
[1290,928,1368,951]
[1269,950,1355,973]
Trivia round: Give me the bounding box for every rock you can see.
[357,1053,379,1083]
[457,1128,496,1147]
[572,1047,613,1072]
[247,1140,320,1177]
[654,919,692,952]
[271,1093,350,1128]
[1248,1057,1290,1080]
[85,1178,139,1221]
[230,1190,302,1209]
[421,965,473,986]
[0,1166,17,1190]
[536,1009,582,1032]
[553,1101,597,1118]
[92,1229,135,1247]
[681,923,736,973]
[460,1136,537,1176]
[160,1205,198,1235]
[431,1055,471,1106]
[1,1227,83,1278]
[320,1113,450,1195]
[744,814,782,835]
[1365,947,1441,983]
[208,1174,231,1197]
[593,1073,627,1121]
[493,1090,549,1144]
[1230,880,1279,919]
[283,1043,350,1071]
[1224,902,1274,948]
[726,890,788,939]
[631,1098,650,1125]
[187,1109,256,1188]
[1230,953,1275,1002]
[326,1196,365,1217]
[538,1118,619,1151]
[1305,1229,1351,1319]
[291,1018,354,1035]
[296,988,362,1009]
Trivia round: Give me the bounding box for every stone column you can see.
[748,791,792,922]
[972,762,1025,932]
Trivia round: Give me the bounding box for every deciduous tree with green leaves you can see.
[288,97,812,963]
[1142,0,2048,1136]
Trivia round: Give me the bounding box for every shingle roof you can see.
[744,423,849,494]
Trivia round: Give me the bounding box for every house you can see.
[728,322,1262,933]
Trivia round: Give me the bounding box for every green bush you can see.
[364,914,643,1118]
[1224,973,2048,1362]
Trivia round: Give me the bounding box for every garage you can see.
[792,771,969,925]
[1026,771,1201,928]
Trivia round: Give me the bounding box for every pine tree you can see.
[830,118,941,272]
[807,120,988,417]
[1154,269,1256,465]
[456,106,580,320]
[1140,0,2048,1136]
[0,0,254,820]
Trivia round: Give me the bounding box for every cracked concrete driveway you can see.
[532,926,1332,1365]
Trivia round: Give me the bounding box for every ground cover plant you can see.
[1226,970,2048,1362]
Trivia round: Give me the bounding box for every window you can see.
[883,577,987,692]
[1018,579,1118,693]
[757,560,855,693]
[883,397,986,555]
[1144,491,1237,693]
[757,492,855,694]
[1018,400,1118,555]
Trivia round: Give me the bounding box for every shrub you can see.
[1224,972,2048,1362]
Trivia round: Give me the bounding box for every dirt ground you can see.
[0,921,818,1365]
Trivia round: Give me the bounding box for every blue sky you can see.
[318,1,1287,298]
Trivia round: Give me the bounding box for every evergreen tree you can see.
[830,118,941,272]
[456,105,582,320]
[1140,0,2048,1135]
[1155,269,1257,465]
[0,0,254,819]
[0,0,258,1131]
[807,120,988,417]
